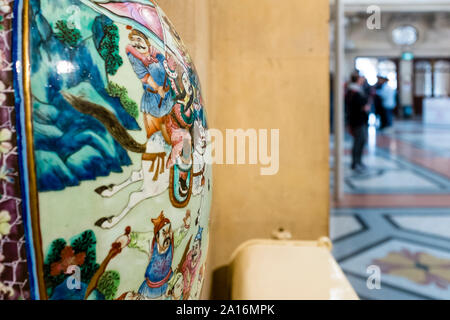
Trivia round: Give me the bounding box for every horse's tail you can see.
[62,92,146,154]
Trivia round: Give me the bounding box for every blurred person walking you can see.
[374,76,387,129]
[377,76,397,130]
[346,74,370,172]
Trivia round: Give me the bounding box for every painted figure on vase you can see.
[126,28,172,140]
[166,272,184,300]
[117,211,189,299]
[192,119,207,197]
[181,227,203,300]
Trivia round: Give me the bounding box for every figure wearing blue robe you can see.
[138,241,173,298]
[127,51,173,118]
[128,227,188,299]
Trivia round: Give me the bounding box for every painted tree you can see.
[92,18,138,122]
[54,20,82,48]
[97,271,120,300]
[98,24,123,76]
[106,81,139,119]
[43,230,100,298]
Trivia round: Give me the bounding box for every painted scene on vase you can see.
[26,0,212,300]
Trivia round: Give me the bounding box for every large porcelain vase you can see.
[0,0,212,300]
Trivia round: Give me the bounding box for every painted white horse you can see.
[94,131,172,229]
[62,91,208,230]
[191,119,209,226]
[94,120,207,229]
[192,119,207,196]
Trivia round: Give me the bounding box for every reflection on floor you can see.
[331,121,450,300]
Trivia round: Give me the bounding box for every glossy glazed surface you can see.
[24,0,211,300]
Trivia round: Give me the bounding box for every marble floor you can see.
[330,120,450,300]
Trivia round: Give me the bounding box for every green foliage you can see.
[43,238,67,297]
[54,20,82,47]
[99,24,123,75]
[97,271,120,300]
[70,230,100,284]
[106,81,139,119]
[43,230,100,297]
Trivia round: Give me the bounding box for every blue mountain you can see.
[29,0,140,191]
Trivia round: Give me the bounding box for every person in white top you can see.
[376,77,397,129]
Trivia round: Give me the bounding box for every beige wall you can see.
[158,0,330,299]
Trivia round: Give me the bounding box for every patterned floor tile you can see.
[332,208,450,300]
[331,153,450,194]
[346,170,441,192]
[387,215,450,240]
[331,119,450,300]
[339,238,450,300]
[330,216,366,242]
[330,121,450,300]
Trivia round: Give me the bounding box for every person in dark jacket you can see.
[346,74,370,172]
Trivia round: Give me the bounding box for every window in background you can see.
[415,61,433,97]
[355,57,397,89]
